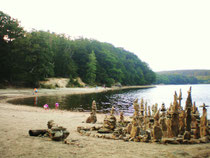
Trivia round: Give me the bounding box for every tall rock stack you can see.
[152,110,163,142]
[200,103,209,138]
[177,89,185,135]
[133,98,140,119]
[191,102,200,137]
[167,92,179,137]
[177,89,183,110]
[144,102,149,130]
[86,100,97,123]
[159,103,167,137]
[185,87,192,132]
[140,98,144,116]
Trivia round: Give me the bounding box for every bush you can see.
[40,84,56,89]
[66,78,82,87]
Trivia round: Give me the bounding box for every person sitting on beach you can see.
[55,103,59,109]
[43,104,49,110]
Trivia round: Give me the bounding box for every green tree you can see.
[12,31,54,86]
[0,11,24,83]
[86,51,97,85]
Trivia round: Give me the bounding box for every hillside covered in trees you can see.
[155,70,210,84]
[0,11,156,87]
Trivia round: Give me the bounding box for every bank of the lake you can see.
[6,84,210,119]
[0,85,155,102]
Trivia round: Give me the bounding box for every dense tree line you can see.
[155,74,198,84]
[0,11,156,87]
[156,70,210,84]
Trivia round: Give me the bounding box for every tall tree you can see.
[86,51,97,85]
[0,11,24,82]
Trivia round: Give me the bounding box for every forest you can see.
[155,70,210,84]
[0,11,156,87]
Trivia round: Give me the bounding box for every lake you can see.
[9,84,210,118]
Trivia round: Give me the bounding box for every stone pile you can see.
[86,100,97,123]
[78,87,210,144]
[29,120,70,142]
[98,106,117,133]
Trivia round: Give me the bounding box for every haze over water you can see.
[10,84,210,119]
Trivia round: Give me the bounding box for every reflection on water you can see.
[9,84,210,118]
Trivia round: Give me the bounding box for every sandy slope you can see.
[0,88,209,158]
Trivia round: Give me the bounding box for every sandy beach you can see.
[0,87,210,158]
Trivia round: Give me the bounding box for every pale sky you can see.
[1,0,210,72]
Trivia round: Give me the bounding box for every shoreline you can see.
[1,85,210,158]
[0,85,155,103]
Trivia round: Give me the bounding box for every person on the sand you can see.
[33,88,38,95]
[55,103,59,109]
[43,104,49,110]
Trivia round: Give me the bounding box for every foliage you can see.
[85,51,97,85]
[40,83,56,89]
[0,11,25,83]
[0,11,156,87]
[156,70,210,84]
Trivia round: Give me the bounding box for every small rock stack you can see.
[47,120,70,141]
[98,106,117,133]
[86,100,97,123]
[29,120,70,142]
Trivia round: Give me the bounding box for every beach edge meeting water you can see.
[6,84,210,119]
[0,85,210,158]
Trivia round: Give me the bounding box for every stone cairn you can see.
[77,87,210,144]
[97,106,117,133]
[29,120,70,142]
[86,100,97,123]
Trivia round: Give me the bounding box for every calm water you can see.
[9,84,210,118]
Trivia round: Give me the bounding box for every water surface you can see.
[9,84,210,118]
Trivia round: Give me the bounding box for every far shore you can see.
[0,85,156,102]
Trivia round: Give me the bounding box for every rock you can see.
[189,139,200,144]
[134,138,140,142]
[98,127,113,133]
[199,136,209,143]
[200,104,209,138]
[113,127,125,137]
[142,131,151,142]
[176,138,183,144]
[123,137,129,142]
[130,126,140,138]
[126,123,132,134]
[46,121,70,141]
[161,138,179,144]
[152,126,162,142]
[86,100,97,123]
[47,120,56,129]
[130,117,140,138]
[159,117,167,137]
[182,140,190,144]
[139,128,146,135]
[183,131,191,140]
[52,131,63,141]
[50,130,70,141]
[86,114,97,123]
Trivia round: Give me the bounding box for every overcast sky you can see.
[1,0,210,72]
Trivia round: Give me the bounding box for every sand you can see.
[0,87,210,158]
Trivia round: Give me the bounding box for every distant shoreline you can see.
[0,85,156,103]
